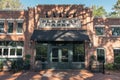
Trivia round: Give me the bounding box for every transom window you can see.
[0,22,4,33]
[95,27,104,35]
[39,18,81,28]
[111,26,120,36]
[97,48,105,63]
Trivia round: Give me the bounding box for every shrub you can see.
[105,63,114,70]
[11,59,24,72]
[25,54,31,60]
[23,54,31,70]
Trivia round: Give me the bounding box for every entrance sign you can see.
[39,18,81,28]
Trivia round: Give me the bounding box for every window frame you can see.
[96,48,106,63]
[95,25,105,36]
[7,20,14,34]
[0,46,23,58]
[16,20,24,34]
[113,48,120,62]
[72,44,85,62]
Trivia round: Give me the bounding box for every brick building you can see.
[0,5,119,69]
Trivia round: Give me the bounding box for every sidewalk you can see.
[0,69,120,80]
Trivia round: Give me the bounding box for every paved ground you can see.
[0,69,120,80]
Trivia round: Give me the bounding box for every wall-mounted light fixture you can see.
[89,42,92,48]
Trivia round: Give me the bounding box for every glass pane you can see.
[114,49,120,63]
[16,41,24,46]
[95,27,104,35]
[36,44,47,61]
[52,48,58,62]
[3,48,8,56]
[0,41,5,46]
[8,41,16,46]
[61,48,68,62]
[17,23,23,33]
[10,49,15,56]
[0,22,4,33]
[8,22,13,33]
[16,49,22,56]
[97,49,105,62]
[73,44,85,62]
[112,27,120,36]
[0,48,2,56]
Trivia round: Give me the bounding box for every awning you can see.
[31,30,90,41]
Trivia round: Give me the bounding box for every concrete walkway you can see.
[0,69,120,80]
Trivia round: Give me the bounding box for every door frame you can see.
[47,44,73,69]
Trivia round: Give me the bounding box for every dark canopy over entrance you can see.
[31,30,90,41]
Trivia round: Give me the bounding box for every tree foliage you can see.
[109,0,120,17]
[113,0,120,11]
[92,5,107,17]
[0,0,22,10]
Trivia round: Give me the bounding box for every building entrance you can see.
[48,44,72,69]
[35,42,85,69]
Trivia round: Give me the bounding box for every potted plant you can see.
[89,55,99,72]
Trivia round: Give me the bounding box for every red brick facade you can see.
[0,5,119,69]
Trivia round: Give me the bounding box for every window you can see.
[35,43,47,62]
[97,48,105,62]
[3,48,8,56]
[61,48,68,62]
[16,48,22,56]
[0,22,4,33]
[0,47,23,57]
[111,27,120,36]
[113,48,120,62]
[0,41,24,58]
[17,22,23,33]
[52,48,59,62]
[8,22,13,33]
[10,48,15,56]
[73,44,85,62]
[95,27,104,35]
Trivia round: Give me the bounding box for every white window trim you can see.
[110,25,120,27]
[0,46,23,58]
[94,25,105,27]
[7,21,14,34]
[96,48,106,63]
[16,22,23,34]
[113,48,120,60]
[16,19,24,23]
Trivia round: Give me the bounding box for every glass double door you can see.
[49,46,72,69]
[52,48,68,62]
